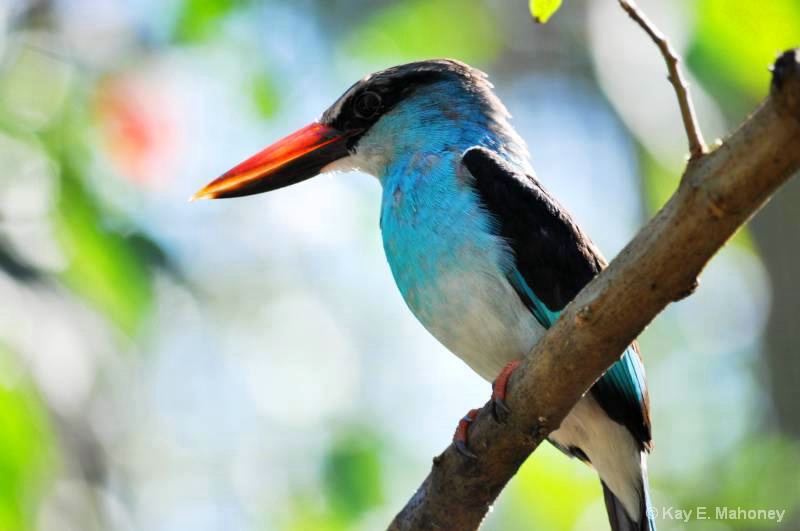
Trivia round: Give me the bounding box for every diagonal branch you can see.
[388,49,800,531]
[618,0,708,160]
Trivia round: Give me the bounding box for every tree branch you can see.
[618,0,708,160]
[388,49,800,531]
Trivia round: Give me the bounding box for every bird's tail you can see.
[601,459,656,531]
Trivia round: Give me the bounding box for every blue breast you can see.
[362,82,542,379]
[378,149,545,380]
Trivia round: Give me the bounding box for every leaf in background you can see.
[689,0,800,104]
[639,145,753,250]
[715,437,800,519]
[251,73,280,120]
[505,445,603,530]
[0,347,56,531]
[322,430,384,523]
[669,436,800,528]
[529,0,562,24]
[639,147,677,215]
[283,498,345,531]
[174,0,245,43]
[54,160,154,336]
[344,0,501,65]
[0,40,73,132]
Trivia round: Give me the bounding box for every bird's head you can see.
[192,59,520,200]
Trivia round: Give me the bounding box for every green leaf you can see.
[689,0,800,103]
[716,437,800,515]
[0,346,56,531]
[251,73,280,119]
[54,161,154,335]
[174,0,245,43]
[33,88,159,337]
[505,444,603,530]
[639,146,679,214]
[344,0,501,65]
[322,430,383,523]
[529,0,563,24]
[668,436,800,527]
[283,498,346,531]
[0,44,73,132]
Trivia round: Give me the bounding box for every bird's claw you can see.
[452,408,479,459]
[454,439,477,459]
[492,397,511,423]
[450,361,522,458]
[491,360,521,424]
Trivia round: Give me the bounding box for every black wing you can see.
[462,146,652,449]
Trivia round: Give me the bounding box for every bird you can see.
[193,59,656,531]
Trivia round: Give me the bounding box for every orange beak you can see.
[191,122,353,201]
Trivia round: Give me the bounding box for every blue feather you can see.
[512,270,649,423]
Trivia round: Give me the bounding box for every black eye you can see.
[353,91,381,119]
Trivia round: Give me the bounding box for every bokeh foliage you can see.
[345,0,501,64]
[0,347,55,531]
[0,1,799,530]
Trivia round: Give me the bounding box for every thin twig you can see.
[618,0,707,160]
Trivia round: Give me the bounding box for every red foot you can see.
[452,408,480,459]
[492,360,521,422]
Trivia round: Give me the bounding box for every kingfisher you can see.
[193,60,655,531]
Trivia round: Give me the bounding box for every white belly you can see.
[417,266,545,381]
[382,212,546,381]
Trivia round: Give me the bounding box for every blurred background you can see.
[0,0,799,530]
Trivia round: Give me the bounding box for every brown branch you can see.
[618,0,708,160]
[388,49,800,531]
